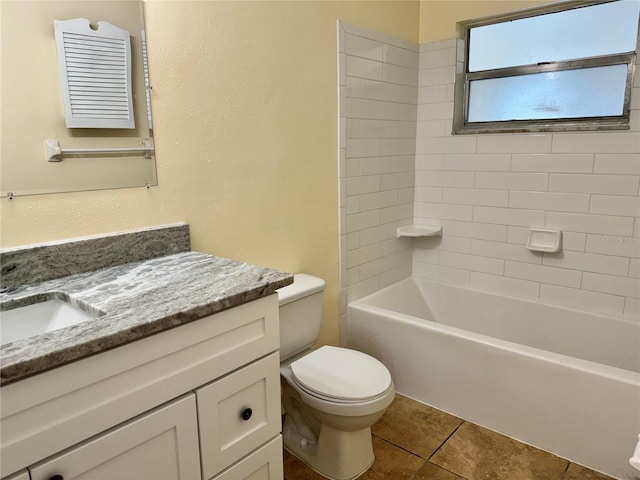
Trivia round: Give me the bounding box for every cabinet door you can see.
[197,353,281,479]
[29,395,200,480]
[211,436,283,480]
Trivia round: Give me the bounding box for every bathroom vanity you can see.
[0,224,292,480]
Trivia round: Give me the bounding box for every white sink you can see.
[0,300,95,346]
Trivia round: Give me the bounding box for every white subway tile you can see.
[418,85,449,104]
[539,284,624,316]
[415,186,442,202]
[630,259,640,278]
[346,55,383,80]
[359,190,398,212]
[347,244,379,268]
[347,277,380,303]
[361,80,416,104]
[346,138,381,158]
[443,154,510,171]
[380,203,413,223]
[416,136,477,154]
[624,298,639,321]
[477,135,552,154]
[509,191,589,213]
[359,156,398,175]
[379,102,417,121]
[442,220,507,242]
[339,53,346,85]
[345,33,383,61]
[582,272,640,298]
[473,206,545,227]
[346,210,380,233]
[346,232,360,251]
[397,155,415,171]
[413,262,470,286]
[415,154,443,170]
[510,154,594,173]
[546,212,634,236]
[374,31,419,53]
[443,188,509,207]
[359,223,397,246]
[475,172,548,191]
[383,63,418,87]
[399,121,417,138]
[472,239,542,264]
[346,195,359,214]
[589,195,640,217]
[418,66,455,87]
[381,171,414,190]
[346,175,380,196]
[383,44,419,69]
[413,247,440,264]
[470,272,540,300]
[417,120,446,138]
[593,154,640,174]
[346,266,360,286]
[340,22,376,39]
[415,202,473,221]
[504,260,581,288]
[379,263,413,288]
[398,187,414,204]
[360,252,405,279]
[441,251,504,275]
[548,174,639,195]
[586,234,640,258]
[415,170,475,188]
[542,250,630,276]
[419,48,456,69]
[552,132,640,154]
[417,102,454,121]
[358,119,402,139]
[346,97,381,119]
[381,138,415,156]
[414,234,471,254]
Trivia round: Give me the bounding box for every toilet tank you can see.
[277,274,326,362]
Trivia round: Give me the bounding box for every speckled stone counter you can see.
[0,226,292,385]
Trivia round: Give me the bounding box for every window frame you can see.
[453,0,639,135]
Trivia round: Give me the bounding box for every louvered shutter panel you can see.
[54,19,135,129]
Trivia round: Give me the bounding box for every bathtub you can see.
[347,277,640,480]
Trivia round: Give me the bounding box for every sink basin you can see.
[1,300,95,346]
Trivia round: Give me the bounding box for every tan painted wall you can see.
[419,0,549,43]
[0,1,419,348]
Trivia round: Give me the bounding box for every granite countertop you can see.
[0,251,293,385]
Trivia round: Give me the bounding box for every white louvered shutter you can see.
[54,19,135,129]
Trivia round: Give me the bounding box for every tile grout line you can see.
[427,419,466,462]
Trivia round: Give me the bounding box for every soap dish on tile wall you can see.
[396,224,442,238]
[526,228,562,253]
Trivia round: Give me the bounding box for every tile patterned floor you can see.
[283,394,615,480]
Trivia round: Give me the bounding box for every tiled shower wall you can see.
[338,24,640,332]
[413,38,640,319]
[337,22,419,341]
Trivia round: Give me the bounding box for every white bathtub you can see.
[347,277,640,480]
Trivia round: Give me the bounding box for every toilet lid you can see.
[290,346,392,401]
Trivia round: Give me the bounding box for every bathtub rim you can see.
[348,277,640,382]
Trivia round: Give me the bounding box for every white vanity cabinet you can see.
[0,295,283,480]
[29,395,201,480]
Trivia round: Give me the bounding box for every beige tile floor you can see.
[283,394,615,480]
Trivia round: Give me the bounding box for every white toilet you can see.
[277,274,395,480]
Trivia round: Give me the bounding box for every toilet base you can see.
[283,414,375,480]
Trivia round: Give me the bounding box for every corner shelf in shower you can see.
[396,225,442,238]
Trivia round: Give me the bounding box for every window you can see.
[453,0,640,134]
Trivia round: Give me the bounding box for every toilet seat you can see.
[290,346,392,403]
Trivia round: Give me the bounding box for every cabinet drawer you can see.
[198,352,281,479]
[29,395,200,480]
[211,435,283,480]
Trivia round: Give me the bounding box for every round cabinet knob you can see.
[241,407,252,421]
[49,475,64,480]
